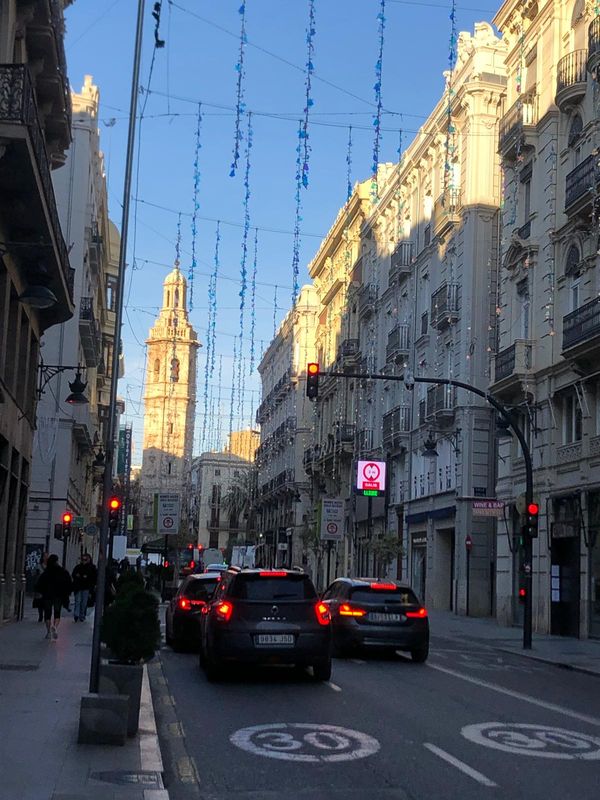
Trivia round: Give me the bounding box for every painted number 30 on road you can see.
[230,723,380,763]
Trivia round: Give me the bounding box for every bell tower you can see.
[140,266,199,532]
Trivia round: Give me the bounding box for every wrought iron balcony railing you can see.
[563,296,600,350]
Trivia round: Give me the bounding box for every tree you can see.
[221,467,258,539]
[368,534,404,577]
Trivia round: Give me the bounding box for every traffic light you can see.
[108,497,121,531]
[306,362,319,400]
[62,511,72,539]
[518,585,527,603]
[522,501,539,539]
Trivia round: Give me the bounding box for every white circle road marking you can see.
[230,723,380,763]
[462,723,600,760]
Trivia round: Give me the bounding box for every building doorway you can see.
[587,491,600,639]
[550,497,581,637]
[410,532,427,601]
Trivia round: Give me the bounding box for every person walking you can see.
[34,554,72,640]
[71,553,97,622]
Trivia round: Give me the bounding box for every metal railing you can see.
[557,50,588,96]
[431,282,459,325]
[498,90,538,152]
[390,241,414,271]
[589,17,600,60]
[335,422,355,443]
[386,324,410,361]
[383,406,411,448]
[565,154,598,209]
[426,384,456,417]
[563,296,600,349]
[338,338,359,359]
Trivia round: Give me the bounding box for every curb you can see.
[140,663,170,799]
[496,647,600,679]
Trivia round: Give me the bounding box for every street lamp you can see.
[18,284,58,309]
[37,362,89,404]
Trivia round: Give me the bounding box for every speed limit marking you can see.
[230,723,380,763]
[462,722,600,760]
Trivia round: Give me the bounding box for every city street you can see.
[151,629,600,800]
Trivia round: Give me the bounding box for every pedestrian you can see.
[71,553,97,622]
[31,551,49,622]
[34,554,72,640]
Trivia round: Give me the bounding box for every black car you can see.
[321,578,429,662]
[200,567,332,681]
[165,574,220,650]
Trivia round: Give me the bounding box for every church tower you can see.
[140,266,199,535]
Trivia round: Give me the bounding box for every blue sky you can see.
[64,0,501,461]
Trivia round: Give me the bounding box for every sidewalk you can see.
[0,605,169,800]
[429,609,600,677]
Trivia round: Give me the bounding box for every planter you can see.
[99,661,143,737]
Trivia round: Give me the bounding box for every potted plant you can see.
[100,573,161,736]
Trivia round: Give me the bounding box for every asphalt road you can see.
[151,629,600,800]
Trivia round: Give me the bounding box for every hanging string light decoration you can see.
[238,112,253,399]
[371,0,386,204]
[300,0,316,189]
[273,285,278,337]
[397,127,404,168]
[189,103,202,311]
[291,122,303,303]
[443,1,458,194]
[346,125,353,203]
[209,221,220,379]
[229,336,237,445]
[230,1,248,178]
[175,211,182,266]
[249,228,258,373]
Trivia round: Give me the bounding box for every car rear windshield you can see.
[184,579,219,600]
[350,587,419,605]
[231,575,317,601]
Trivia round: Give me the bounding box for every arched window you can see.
[565,244,581,275]
[568,114,583,148]
[153,358,160,381]
[170,357,180,382]
[174,288,180,307]
[166,290,170,307]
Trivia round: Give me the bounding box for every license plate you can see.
[368,613,403,623]
[255,634,295,646]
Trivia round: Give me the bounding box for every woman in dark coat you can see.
[34,554,72,640]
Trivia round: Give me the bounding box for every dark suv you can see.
[200,568,332,681]
[165,574,220,651]
[321,578,429,662]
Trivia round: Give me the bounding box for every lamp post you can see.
[37,362,89,404]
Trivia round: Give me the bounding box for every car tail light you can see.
[370,582,397,590]
[315,602,331,625]
[215,601,233,622]
[259,570,288,577]
[178,598,191,611]
[405,607,428,619]
[339,603,366,618]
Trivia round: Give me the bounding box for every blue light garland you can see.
[230,2,248,178]
[175,211,181,266]
[300,0,316,189]
[249,228,258,373]
[273,285,278,337]
[397,127,403,166]
[189,103,202,310]
[291,122,303,303]
[444,1,458,193]
[346,125,353,202]
[229,336,237,444]
[238,112,253,400]
[209,221,220,379]
[371,0,386,202]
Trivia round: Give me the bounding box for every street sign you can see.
[85,523,98,536]
[319,497,344,541]
[472,500,505,518]
[465,534,473,552]
[74,516,85,527]
[155,493,180,534]
[356,460,386,497]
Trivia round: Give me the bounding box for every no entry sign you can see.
[356,460,386,497]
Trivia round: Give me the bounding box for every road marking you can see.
[230,723,380,763]
[326,681,342,692]
[429,663,600,728]
[350,658,366,664]
[462,723,600,760]
[423,743,497,787]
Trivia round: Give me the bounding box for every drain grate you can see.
[0,663,39,671]
[90,770,164,788]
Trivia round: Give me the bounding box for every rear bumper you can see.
[211,629,331,665]
[335,622,428,651]
[173,613,202,643]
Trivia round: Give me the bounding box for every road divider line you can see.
[350,658,366,664]
[429,663,600,728]
[326,681,342,692]
[423,743,497,787]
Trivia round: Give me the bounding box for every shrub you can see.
[115,570,144,597]
[101,588,161,663]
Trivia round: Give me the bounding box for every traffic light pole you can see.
[320,369,534,649]
[88,0,145,694]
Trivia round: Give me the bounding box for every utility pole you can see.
[89,0,146,694]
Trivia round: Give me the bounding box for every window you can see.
[563,393,582,444]
[570,273,581,312]
[106,277,117,312]
[517,280,530,340]
[153,359,160,381]
[421,311,428,336]
[168,461,172,475]
[233,470,240,477]
[170,358,180,382]
[175,288,180,307]
[215,469,221,477]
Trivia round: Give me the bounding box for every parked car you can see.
[204,563,228,574]
[321,578,429,662]
[165,574,220,650]
[200,567,332,681]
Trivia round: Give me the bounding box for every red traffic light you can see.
[164,560,169,568]
[307,362,319,375]
[518,587,527,598]
[527,502,539,516]
[109,497,121,510]
[62,512,72,524]
[189,560,195,569]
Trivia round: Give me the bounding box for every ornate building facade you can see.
[139,267,199,540]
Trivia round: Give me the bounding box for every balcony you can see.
[498,91,538,159]
[357,428,374,454]
[79,297,102,367]
[357,284,377,318]
[430,282,459,329]
[337,338,360,364]
[556,50,588,111]
[490,339,534,398]
[426,385,456,423]
[386,324,410,364]
[335,422,356,446]
[588,17,600,75]
[565,154,599,217]
[383,406,410,451]
[562,296,600,361]
[433,189,462,239]
[389,241,414,284]
[88,220,104,276]
[0,64,73,327]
